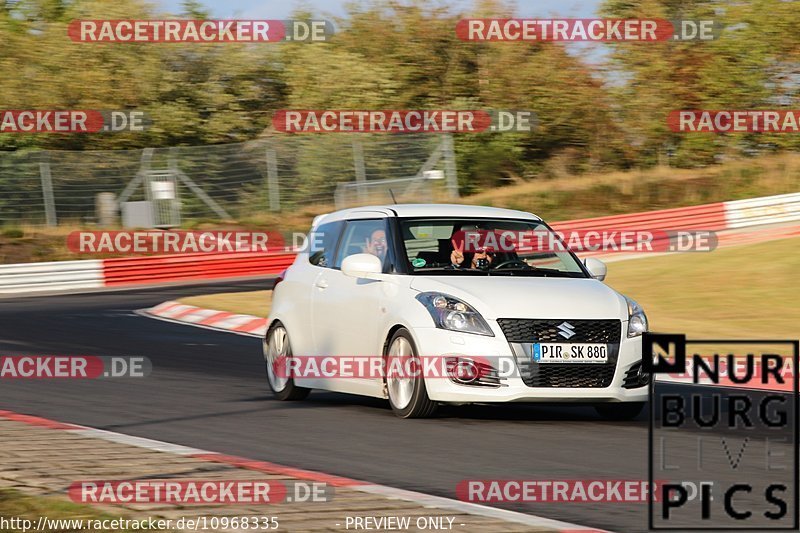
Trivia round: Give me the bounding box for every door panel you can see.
[302,219,391,397]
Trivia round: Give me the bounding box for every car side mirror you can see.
[584,257,607,281]
[341,253,383,278]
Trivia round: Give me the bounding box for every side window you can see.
[334,219,392,272]
[308,220,344,268]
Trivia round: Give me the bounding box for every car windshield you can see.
[399,217,589,277]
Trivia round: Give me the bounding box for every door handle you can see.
[315,279,329,289]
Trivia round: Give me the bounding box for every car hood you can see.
[409,275,628,320]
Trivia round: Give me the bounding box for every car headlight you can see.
[625,296,648,338]
[415,292,494,336]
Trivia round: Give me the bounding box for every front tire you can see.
[385,329,437,418]
[594,401,644,421]
[264,323,310,401]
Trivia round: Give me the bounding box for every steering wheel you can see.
[492,259,531,270]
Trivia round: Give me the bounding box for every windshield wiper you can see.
[412,267,489,275]
[488,268,585,278]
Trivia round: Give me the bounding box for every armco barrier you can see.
[0,191,798,295]
[0,260,103,294]
[724,191,800,229]
[551,202,728,233]
[103,252,296,286]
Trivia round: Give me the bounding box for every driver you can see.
[450,242,494,270]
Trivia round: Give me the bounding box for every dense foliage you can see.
[0,0,797,192]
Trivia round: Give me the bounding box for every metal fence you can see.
[0,134,458,227]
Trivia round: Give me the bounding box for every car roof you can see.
[315,204,541,225]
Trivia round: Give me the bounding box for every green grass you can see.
[464,153,800,221]
[606,237,799,340]
[0,227,23,239]
[179,290,272,317]
[0,489,175,532]
[178,237,799,341]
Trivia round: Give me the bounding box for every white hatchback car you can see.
[264,204,649,418]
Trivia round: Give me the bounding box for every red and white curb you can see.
[139,301,266,338]
[0,409,609,532]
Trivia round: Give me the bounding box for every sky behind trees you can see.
[158,0,601,19]
[1,0,797,194]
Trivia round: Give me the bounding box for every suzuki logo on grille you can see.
[557,321,576,339]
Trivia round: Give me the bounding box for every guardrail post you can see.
[266,146,280,212]
[442,134,459,199]
[39,159,57,227]
[353,139,367,204]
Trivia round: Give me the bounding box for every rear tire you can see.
[385,329,437,418]
[264,323,310,401]
[594,401,644,421]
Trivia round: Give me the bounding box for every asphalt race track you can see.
[0,281,655,532]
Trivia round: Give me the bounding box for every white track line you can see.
[68,427,208,455]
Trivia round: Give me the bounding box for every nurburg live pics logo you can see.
[644,332,799,530]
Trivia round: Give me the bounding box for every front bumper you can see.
[412,325,648,403]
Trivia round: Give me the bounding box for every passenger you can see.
[364,229,388,261]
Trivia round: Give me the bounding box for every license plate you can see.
[532,343,608,363]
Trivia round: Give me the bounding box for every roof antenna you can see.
[388,189,398,204]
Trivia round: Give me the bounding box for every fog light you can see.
[637,364,651,385]
[452,358,479,383]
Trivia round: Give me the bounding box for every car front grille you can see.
[516,362,616,388]
[498,319,622,388]
[497,318,621,344]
